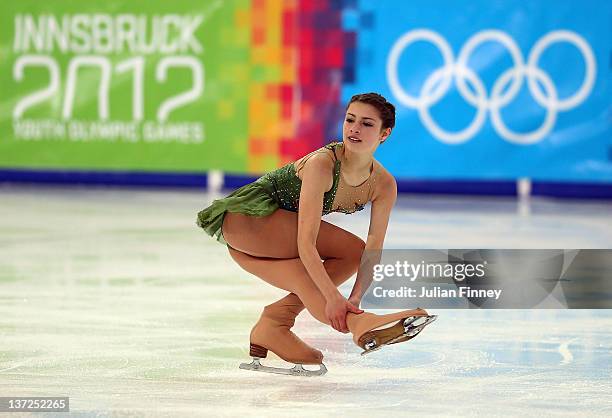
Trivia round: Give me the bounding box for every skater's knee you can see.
[355,238,366,254]
[261,303,278,318]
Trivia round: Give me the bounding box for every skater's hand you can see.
[325,294,364,333]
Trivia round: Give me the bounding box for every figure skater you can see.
[197,93,436,376]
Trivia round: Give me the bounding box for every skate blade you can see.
[390,315,437,343]
[405,315,437,332]
[360,315,438,356]
[239,358,327,377]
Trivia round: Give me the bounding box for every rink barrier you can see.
[531,180,612,199]
[0,168,207,188]
[395,179,517,196]
[2,168,612,199]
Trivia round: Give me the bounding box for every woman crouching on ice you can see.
[197,92,436,376]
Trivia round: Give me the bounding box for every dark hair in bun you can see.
[347,92,396,130]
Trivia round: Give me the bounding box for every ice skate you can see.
[239,343,328,377]
[239,294,327,377]
[347,308,437,356]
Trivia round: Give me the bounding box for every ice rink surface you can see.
[1,185,611,417]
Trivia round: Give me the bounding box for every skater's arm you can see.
[296,154,341,302]
[348,171,397,305]
[297,154,363,332]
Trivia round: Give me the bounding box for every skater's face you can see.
[343,102,391,152]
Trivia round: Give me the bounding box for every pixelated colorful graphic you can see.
[246,0,354,172]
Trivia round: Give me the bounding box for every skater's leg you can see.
[224,209,365,362]
[223,208,365,312]
[228,248,428,336]
[247,238,361,362]
[228,248,331,324]
[258,254,357,348]
[232,251,358,364]
[223,209,431,349]
[224,208,364,324]
[263,239,361,321]
[223,209,366,261]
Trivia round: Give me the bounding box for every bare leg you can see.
[223,209,364,317]
[224,210,364,363]
[261,246,361,327]
[228,249,334,324]
[223,210,429,351]
[246,256,359,364]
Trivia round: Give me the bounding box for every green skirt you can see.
[196,179,279,245]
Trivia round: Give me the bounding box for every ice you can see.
[1,185,611,417]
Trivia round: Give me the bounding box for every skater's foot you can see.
[240,294,326,376]
[347,308,434,350]
[248,296,323,365]
[250,316,323,365]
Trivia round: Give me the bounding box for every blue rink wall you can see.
[2,168,612,199]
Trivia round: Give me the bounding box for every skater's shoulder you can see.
[371,164,397,201]
[295,155,336,193]
[378,164,395,183]
[294,145,337,182]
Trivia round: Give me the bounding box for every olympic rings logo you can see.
[386,29,596,144]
